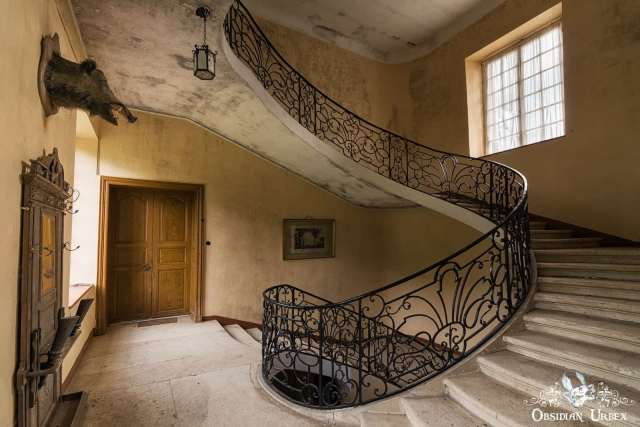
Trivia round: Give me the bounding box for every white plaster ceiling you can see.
[242,0,506,63]
[70,0,414,208]
[69,0,503,208]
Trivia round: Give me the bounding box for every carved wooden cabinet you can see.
[16,148,87,427]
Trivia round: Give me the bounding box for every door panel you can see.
[112,270,148,318]
[108,188,193,323]
[108,188,154,323]
[153,192,191,317]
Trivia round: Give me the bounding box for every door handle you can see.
[140,263,151,272]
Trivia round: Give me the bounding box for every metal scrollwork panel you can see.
[226,0,532,410]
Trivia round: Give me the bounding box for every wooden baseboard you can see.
[62,328,95,394]
[202,315,261,330]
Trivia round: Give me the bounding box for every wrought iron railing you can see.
[224,0,531,409]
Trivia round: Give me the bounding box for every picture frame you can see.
[283,219,336,260]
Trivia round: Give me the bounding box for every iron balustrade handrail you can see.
[225,0,531,409]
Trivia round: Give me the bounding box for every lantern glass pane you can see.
[197,50,207,70]
[208,52,215,75]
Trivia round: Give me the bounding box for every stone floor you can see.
[68,317,326,427]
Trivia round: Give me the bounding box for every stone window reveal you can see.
[483,21,565,155]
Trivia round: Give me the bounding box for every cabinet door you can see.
[107,188,154,323]
[152,191,191,317]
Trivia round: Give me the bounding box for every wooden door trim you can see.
[97,177,204,335]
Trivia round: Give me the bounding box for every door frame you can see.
[96,176,204,335]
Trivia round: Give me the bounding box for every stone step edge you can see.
[537,262,640,272]
[477,354,639,427]
[538,277,640,289]
[444,374,583,427]
[504,338,640,390]
[524,318,640,351]
[534,293,640,312]
[523,311,640,348]
[223,324,262,349]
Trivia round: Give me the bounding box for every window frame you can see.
[482,19,564,155]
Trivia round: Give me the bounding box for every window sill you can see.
[69,284,94,309]
[481,135,566,158]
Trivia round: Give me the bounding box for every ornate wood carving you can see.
[16,148,89,427]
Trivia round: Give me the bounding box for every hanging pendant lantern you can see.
[193,7,217,80]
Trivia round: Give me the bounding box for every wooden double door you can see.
[107,187,195,323]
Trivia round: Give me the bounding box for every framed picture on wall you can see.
[283,219,336,260]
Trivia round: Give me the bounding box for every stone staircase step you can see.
[504,330,640,390]
[401,397,488,427]
[531,229,573,239]
[534,292,640,323]
[531,238,601,249]
[222,324,262,349]
[444,372,594,426]
[246,328,262,342]
[537,262,640,281]
[534,247,640,265]
[538,277,640,301]
[478,351,640,426]
[360,413,412,427]
[529,222,547,230]
[524,309,640,353]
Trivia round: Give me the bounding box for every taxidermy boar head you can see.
[44,53,137,126]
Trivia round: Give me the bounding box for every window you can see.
[483,21,564,155]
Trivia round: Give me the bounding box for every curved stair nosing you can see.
[504,338,640,390]
[477,353,640,427]
[223,324,262,349]
[534,252,640,265]
[443,373,590,427]
[531,238,602,249]
[535,301,640,324]
[400,396,486,427]
[523,311,640,353]
[537,283,640,301]
[246,328,263,342]
[533,293,640,323]
[537,263,640,281]
[222,27,497,235]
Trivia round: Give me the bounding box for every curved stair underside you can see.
[71,0,414,209]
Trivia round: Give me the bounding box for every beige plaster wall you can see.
[255,17,414,140]
[258,0,640,242]
[95,110,479,323]
[69,137,100,286]
[0,0,92,422]
[404,0,640,241]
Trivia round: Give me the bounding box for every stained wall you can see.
[405,0,640,241]
[257,0,640,242]
[0,0,90,422]
[94,110,479,322]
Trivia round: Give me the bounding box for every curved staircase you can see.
[356,225,640,427]
[221,0,639,424]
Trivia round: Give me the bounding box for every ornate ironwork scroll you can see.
[225,0,532,409]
